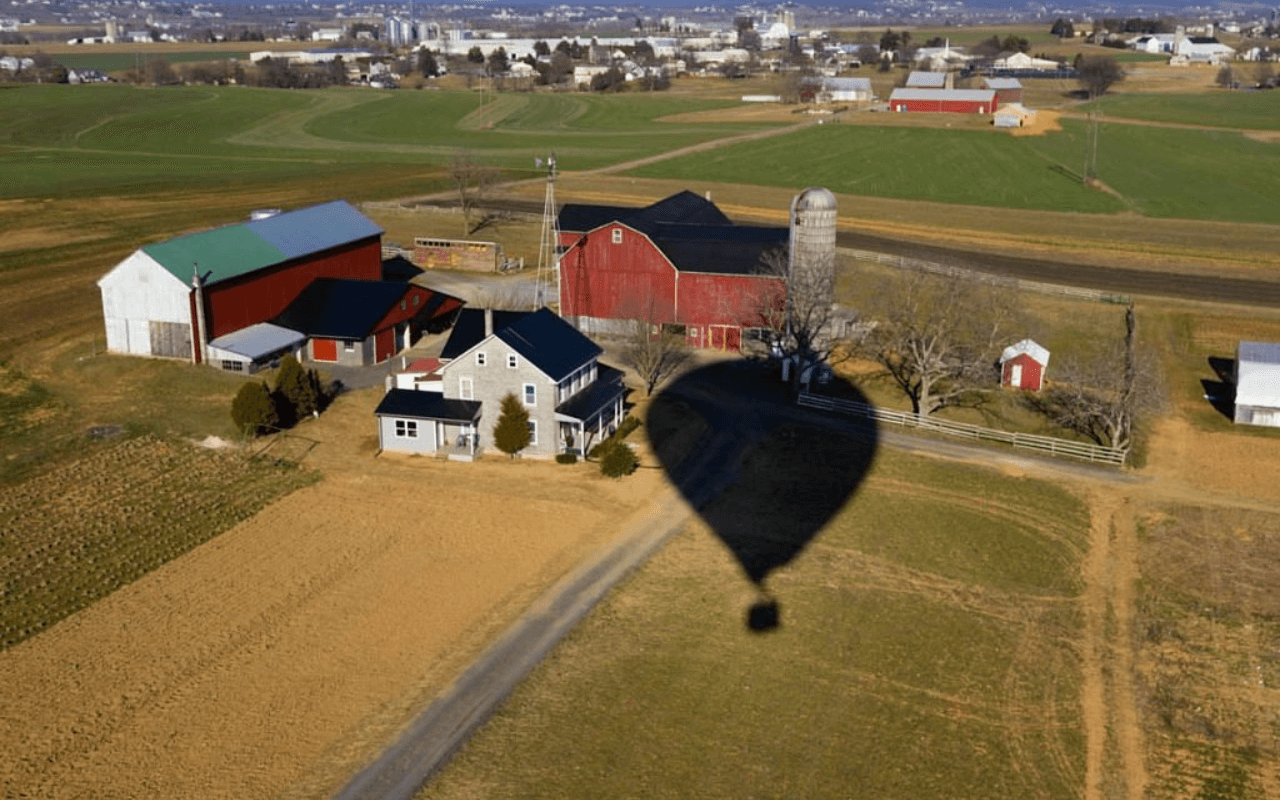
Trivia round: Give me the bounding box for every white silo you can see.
[789,187,837,289]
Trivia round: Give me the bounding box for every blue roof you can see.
[498,308,603,382]
[246,201,383,261]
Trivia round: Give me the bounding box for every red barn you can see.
[557,192,787,350]
[98,201,461,369]
[981,77,1023,106]
[888,88,999,114]
[999,339,1050,391]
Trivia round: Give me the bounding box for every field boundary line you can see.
[841,246,1133,304]
[796,391,1127,465]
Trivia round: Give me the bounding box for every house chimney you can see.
[484,308,493,337]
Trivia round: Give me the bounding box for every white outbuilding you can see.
[1233,341,1280,426]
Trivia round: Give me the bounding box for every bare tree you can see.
[755,246,846,380]
[620,319,692,396]
[859,270,1019,416]
[1025,305,1162,452]
[1076,54,1125,99]
[448,150,496,235]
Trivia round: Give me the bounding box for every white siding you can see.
[97,250,193,357]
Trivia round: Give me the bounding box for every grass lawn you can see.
[418,443,1089,800]
[627,117,1280,223]
[1087,91,1280,130]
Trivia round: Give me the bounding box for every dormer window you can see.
[611,228,623,245]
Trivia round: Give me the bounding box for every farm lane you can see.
[405,196,1280,311]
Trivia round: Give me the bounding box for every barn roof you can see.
[142,201,382,287]
[1238,341,1280,366]
[650,223,788,276]
[273,278,411,339]
[558,191,730,237]
[374,389,482,423]
[497,308,603,382]
[905,71,947,88]
[983,77,1023,89]
[1000,338,1050,367]
[890,88,997,102]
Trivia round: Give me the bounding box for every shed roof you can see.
[273,278,410,339]
[206,322,306,360]
[1000,338,1050,367]
[142,201,382,287]
[374,389,482,423]
[983,77,1023,89]
[905,71,947,87]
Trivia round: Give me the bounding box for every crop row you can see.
[0,436,317,649]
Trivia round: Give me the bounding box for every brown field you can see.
[0,385,670,800]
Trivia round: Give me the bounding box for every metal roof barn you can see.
[1234,341,1280,426]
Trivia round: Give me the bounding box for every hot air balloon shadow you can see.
[646,360,878,632]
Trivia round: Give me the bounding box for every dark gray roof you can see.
[556,364,626,421]
[650,224,788,276]
[439,308,527,360]
[374,389,482,423]
[558,191,730,238]
[273,278,407,339]
[382,255,424,282]
[497,308,603,382]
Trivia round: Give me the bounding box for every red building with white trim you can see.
[557,192,787,350]
[888,87,999,114]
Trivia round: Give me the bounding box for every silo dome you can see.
[791,187,837,214]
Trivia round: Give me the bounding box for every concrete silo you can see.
[788,186,837,295]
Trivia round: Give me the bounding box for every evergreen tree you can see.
[493,393,531,458]
[231,381,279,437]
[274,354,319,424]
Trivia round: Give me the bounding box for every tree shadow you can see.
[647,360,878,633]
[1202,356,1236,420]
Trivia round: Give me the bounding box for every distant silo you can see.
[789,187,837,287]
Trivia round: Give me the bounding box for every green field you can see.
[420,443,1089,800]
[0,84,779,200]
[627,118,1280,223]
[1088,91,1280,130]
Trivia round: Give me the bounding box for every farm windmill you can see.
[534,154,560,310]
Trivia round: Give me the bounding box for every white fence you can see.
[841,247,1132,305]
[796,391,1128,466]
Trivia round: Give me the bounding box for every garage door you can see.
[312,338,338,362]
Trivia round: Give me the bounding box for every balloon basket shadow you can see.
[747,598,780,633]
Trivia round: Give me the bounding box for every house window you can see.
[460,377,473,400]
[344,341,356,353]
[220,360,244,372]
[394,419,418,439]
[507,354,518,369]
[611,228,623,245]
[400,299,407,311]
[412,295,419,306]
[528,419,538,445]
[524,383,536,406]
[476,351,487,366]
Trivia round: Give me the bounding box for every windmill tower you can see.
[535,154,560,310]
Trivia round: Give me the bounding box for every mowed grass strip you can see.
[0,435,318,649]
[418,440,1087,800]
[627,117,1280,222]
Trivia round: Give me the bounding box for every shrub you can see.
[274,354,319,425]
[555,452,578,464]
[615,415,642,440]
[231,381,279,437]
[588,439,615,460]
[493,393,531,458]
[600,443,638,478]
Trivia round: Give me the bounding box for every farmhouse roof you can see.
[273,278,413,339]
[142,201,383,287]
[999,338,1050,367]
[439,308,527,359]
[556,363,626,420]
[374,389,482,423]
[496,307,603,382]
[206,322,306,360]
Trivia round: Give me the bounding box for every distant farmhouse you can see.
[97,201,461,373]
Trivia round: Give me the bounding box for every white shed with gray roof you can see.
[1234,341,1280,426]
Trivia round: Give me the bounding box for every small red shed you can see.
[1000,339,1050,391]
